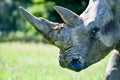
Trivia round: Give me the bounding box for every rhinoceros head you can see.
[19,5,114,72]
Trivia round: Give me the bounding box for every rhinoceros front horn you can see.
[19,6,59,35]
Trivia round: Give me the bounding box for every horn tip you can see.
[19,6,22,9]
[19,6,28,14]
[19,6,26,14]
[53,6,64,11]
[54,6,61,9]
[18,6,29,16]
[19,6,23,11]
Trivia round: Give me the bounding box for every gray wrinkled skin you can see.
[19,0,120,79]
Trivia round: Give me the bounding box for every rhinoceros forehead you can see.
[70,28,90,46]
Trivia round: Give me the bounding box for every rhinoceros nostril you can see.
[72,59,79,63]
[71,59,81,70]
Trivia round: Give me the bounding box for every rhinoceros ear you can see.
[54,6,82,26]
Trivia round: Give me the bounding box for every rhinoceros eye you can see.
[90,27,99,37]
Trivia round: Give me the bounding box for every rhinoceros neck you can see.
[111,0,120,50]
[80,0,120,48]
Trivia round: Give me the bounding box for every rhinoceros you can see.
[19,0,120,80]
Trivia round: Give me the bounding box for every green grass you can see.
[0,42,111,80]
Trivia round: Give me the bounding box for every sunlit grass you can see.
[0,42,111,80]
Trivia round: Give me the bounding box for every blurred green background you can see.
[0,0,89,42]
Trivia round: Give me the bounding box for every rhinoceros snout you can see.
[59,57,87,72]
